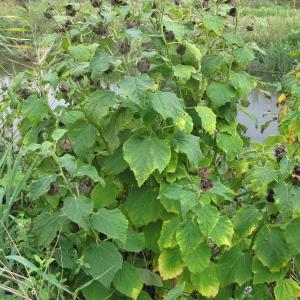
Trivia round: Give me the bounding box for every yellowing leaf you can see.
[275,279,300,300]
[113,262,143,299]
[277,93,288,105]
[15,44,31,49]
[211,216,234,247]
[289,127,296,144]
[278,106,288,122]
[181,243,211,273]
[190,264,220,298]
[158,247,184,280]
[196,106,217,134]
[158,218,180,249]
[175,112,194,133]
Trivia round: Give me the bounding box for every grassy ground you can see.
[238,1,300,78]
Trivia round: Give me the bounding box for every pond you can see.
[1,70,279,143]
[237,89,279,143]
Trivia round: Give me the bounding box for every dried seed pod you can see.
[58,83,70,93]
[90,0,102,7]
[151,10,158,18]
[228,7,237,17]
[65,4,77,17]
[164,28,175,42]
[89,78,98,88]
[71,35,80,43]
[293,176,300,187]
[226,0,236,5]
[79,179,93,194]
[111,0,127,5]
[294,164,300,175]
[200,179,213,191]
[48,182,60,195]
[74,75,83,82]
[274,144,286,162]
[191,291,199,299]
[292,60,299,68]
[92,23,109,36]
[137,58,150,73]
[60,138,74,153]
[65,19,73,31]
[201,0,210,10]
[119,39,130,55]
[54,27,66,33]
[246,24,254,32]
[126,19,141,29]
[43,11,53,19]
[266,189,274,203]
[18,87,31,99]
[104,64,115,74]
[176,44,186,55]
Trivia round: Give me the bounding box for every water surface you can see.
[237,89,279,143]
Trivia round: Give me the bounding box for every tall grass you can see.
[0,0,94,72]
[238,6,300,46]
[240,5,300,17]
[0,1,52,72]
[249,38,300,79]
[238,1,300,78]
[240,0,299,8]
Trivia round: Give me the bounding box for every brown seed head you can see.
[294,164,300,176]
[200,179,213,191]
[18,87,31,100]
[59,84,70,93]
[65,19,73,31]
[176,44,186,56]
[79,178,93,194]
[48,182,60,195]
[65,4,77,17]
[119,39,130,55]
[44,11,53,19]
[266,189,274,203]
[274,144,286,162]
[137,58,150,73]
[90,0,102,7]
[164,29,175,42]
[60,138,74,153]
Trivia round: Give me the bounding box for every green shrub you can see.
[0,0,300,299]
